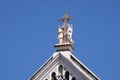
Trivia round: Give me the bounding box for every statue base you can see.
[54,43,74,52]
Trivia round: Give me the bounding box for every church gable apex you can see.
[30,52,99,80]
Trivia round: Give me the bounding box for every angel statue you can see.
[58,27,63,44]
[66,24,73,44]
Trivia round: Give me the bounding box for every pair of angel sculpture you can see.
[58,24,73,45]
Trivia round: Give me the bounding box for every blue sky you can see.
[0,0,120,80]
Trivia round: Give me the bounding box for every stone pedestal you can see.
[54,43,74,52]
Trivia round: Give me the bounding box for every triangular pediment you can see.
[29,51,99,80]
